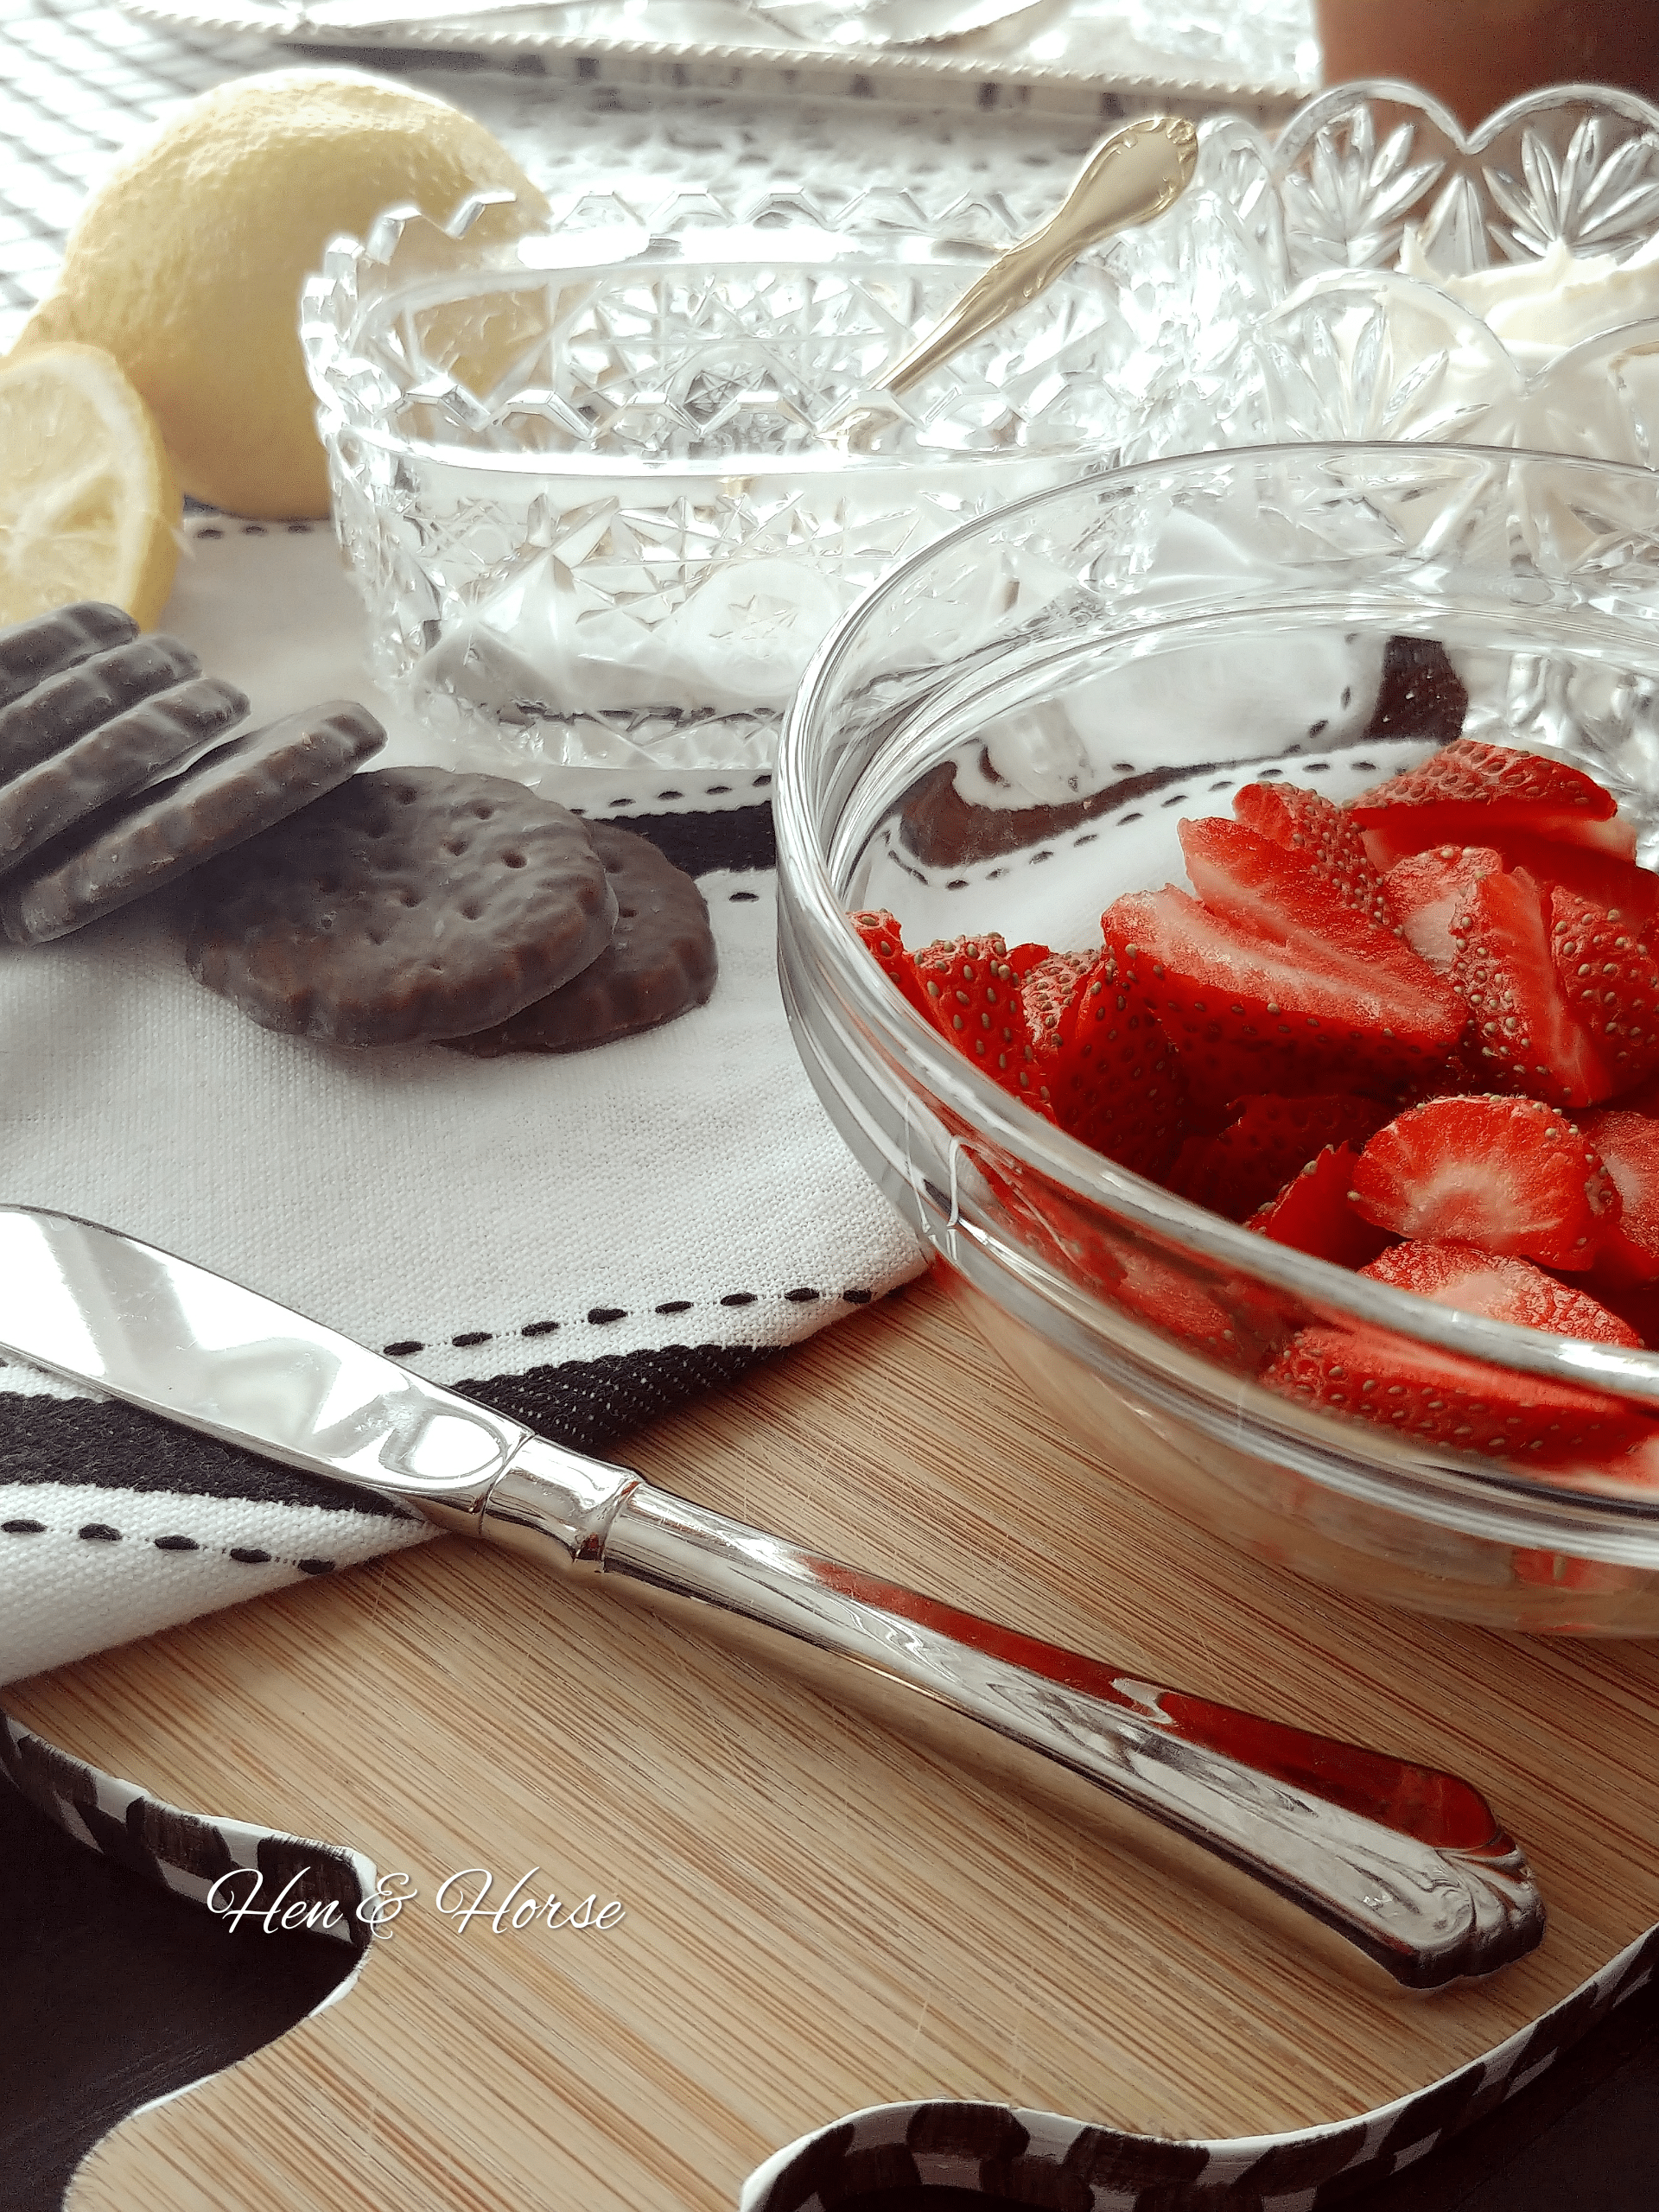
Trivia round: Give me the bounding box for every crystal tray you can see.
[111,0,1312,124]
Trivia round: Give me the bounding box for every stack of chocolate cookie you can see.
[0,602,719,1055]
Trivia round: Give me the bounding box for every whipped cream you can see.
[1398,230,1659,373]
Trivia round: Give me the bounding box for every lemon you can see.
[16,69,549,520]
[0,342,181,628]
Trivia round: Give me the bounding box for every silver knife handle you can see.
[478,1444,1541,1990]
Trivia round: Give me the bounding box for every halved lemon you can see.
[0,342,181,629]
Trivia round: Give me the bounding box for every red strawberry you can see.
[1448,869,1619,1108]
[1262,1238,1649,1465]
[1477,831,1659,924]
[1246,1142,1395,1268]
[910,933,1044,1107]
[1351,739,1634,868]
[1550,889,1659,1092]
[1168,1092,1389,1223]
[1102,872,1467,1113]
[1382,846,1502,970]
[1580,1109,1659,1287]
[1231,782,1393,926]
[1348,1094,1618,1269]
[1024,948,1187,1179]
[851,909,934,1023]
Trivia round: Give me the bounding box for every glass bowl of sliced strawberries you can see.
[777,439,1659,1633]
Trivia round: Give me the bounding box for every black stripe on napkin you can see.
[609,804,775,878]
[0,1340,777,1516]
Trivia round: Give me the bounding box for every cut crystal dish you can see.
[302,185,1193,772]
[1128,82,1659,467]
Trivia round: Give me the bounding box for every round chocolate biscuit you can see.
[2,701,385,945]
[181,768,618,1047]
[0,674,250,877]
[444,823,715,1057]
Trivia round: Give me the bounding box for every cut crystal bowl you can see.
[301,183,1215,773]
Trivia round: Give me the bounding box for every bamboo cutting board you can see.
[10,1268,1659,2212]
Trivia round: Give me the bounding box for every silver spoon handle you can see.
[480,1437,1542,1991]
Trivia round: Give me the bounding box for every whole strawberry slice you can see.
[1104,847,1467,1111]
[1262,1238,1649,1465]
[1351,738,1635,868]
[1448,868,1619,1108]
[1349,1094,1619,1269]
[1169,1091,1389,1223]
[1550,888,1659,1093]
[1246,1142,1395,1268]
[909,932,1046,1108]
[1382,845,1502,970]
[1232,782,1393,928]
[1022,948,1186,1180]
[1580,1109,1659,1287]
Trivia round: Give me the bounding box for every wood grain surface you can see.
[10,1268,1659,2212]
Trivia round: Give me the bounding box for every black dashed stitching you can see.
[704,783,730,794]
[720,1293,756,1307]
[154,1535,199,1552]
[198,526,224,538]
[243,524,267,536]
[383,1339,423,1357]
[452,1331,492,1348]
[297,1558,335,1575]
[656,789,683,799]
[2,1518,45,1534]
[521,1319,559,1338]
[842,1289,873,1306]
[785,1287,820,1303]
[588,1306,627,1325]
[729,890,759,902]
[753,773,772,787]
[230,1547,271,1564]
[4,1522,338,1573]
[78,1523,120,1541]
[656,1300,693,1314]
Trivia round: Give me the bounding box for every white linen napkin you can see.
[0,517,926,1685]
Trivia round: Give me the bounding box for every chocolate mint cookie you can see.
[0,633,201,782]
[0,601,138,715]
[446,823,716,1057]
[0,674,250,876]
[2,701,385,944]
[181,768,617,1047]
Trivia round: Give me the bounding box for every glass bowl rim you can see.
[776,436,1659,1471]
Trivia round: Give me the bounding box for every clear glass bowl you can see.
[777,441,1659,1635]
[300,185,1171,775]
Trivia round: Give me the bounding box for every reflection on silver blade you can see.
[0,1206,526,1502]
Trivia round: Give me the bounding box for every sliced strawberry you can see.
[1025,948,1186,1180]
[1168,1092,1389,1223]
[1580,1109,1659,1287]
[1103,875,1467,1113]
[1351,739,1633,868]
[910,933,1044,1107]
[850,909,935,1024]
[1246,1142,1395,1268]
[1262,1238,1649,1465]
[1448,869,1619,1108]
[1479,831,1659,925]
[1550,888,1659,1093]
[1382,846,1503,970]
[1588,1278,1659,1347]
[1231,783,1393,927]
[1349,1094,1618,1269]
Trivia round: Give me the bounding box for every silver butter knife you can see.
[0,1205,1542,1990]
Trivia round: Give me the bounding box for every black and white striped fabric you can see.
[0,514,927,1685]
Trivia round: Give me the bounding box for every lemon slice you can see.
[0,342,181,628]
